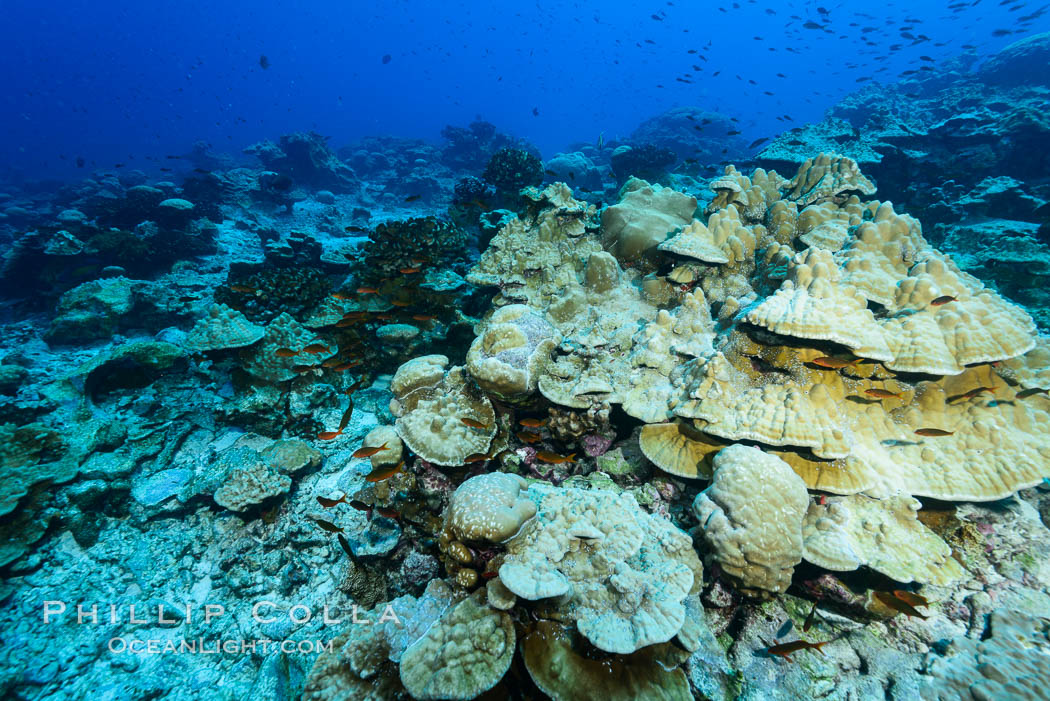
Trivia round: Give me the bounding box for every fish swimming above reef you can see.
[865,388,903,400]
[365,460,403,483]
[353,443,388,459]
[763,639,829,661]
[536,451,575,464]
[812,356,860,369]
[915,428,954,437]
[873,591,928,619]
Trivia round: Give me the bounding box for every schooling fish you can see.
[803,601,819,632]
[353,442,388,459]
[317,495,348,508]
[461,417,490,430]
[412,314,436,322]
[930,295,957,306]
[536,451,575,464]
[230,284,257,294]
[317,430,343,441]
[357,287,380,294]
[365,460,403,483]
[464,453,492,463]
[812,356,859,369]
[399,267,421,274]
[1017,387,1049,399]
[390,300,412,307]
[764,639,829,660]
[892,590,930,608]
[915,428,954,437]
[314,518,344,534]
[952,387,994,402]
[338,404,355,432]
[517,431,543,444]
[331,291,355,300]
[873,590,928,619]
[865,388,903,400]
[301,343,331,354]
[275,348,299,358]
[374,506,400,520]
[519,418,548,428]
[336,533,355,559]
[404,195,422,203]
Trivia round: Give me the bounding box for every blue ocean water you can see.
[2,0,1045,180]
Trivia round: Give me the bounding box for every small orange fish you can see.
[352,442,389,459]
[812,356,859,369]
[412,314,436,322]
[519,418,548,428]
[764,639,829,660]
[314,518,344,534]
[464,453,491,463]
[365,460,403,483]
[334,360,362,371]
[335,318,362,328]
[321,357,343,368]
[376,313,394,320]
[461,417,490,430]
[915,428,954,437]
[390,300,411,307]
[517,431,542,443]
[338,405,355,432]
[410,258,428,266]
[930,295,956,306]
[275,348,299,358]
[331,292,354,300]
[1017,387,1049,399]
[399,267,421,274]
[481,570,499,580]
[230,284,256,293]
[318,430,343,441]
[301,343,331,354]
[342,311,369,320]
[357,287,379,294]
[892,590,929,608]
[293,363,320,373]
[873,590,928,619]
[346,379,362,394]
[536,451,575,464]
[865,388,903,400]
[374,506,400,520]
[317,495,348,508]
[953,387,994,402]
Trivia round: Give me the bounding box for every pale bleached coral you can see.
[692,445,809,597]
[601,178,697,262]
[466,304,559,402]
[499,483,701,654]
[802,494,965,585]
[399,590,515,701]
[447,473,536,543]
[782,153,876,206]
[392,364,496,467]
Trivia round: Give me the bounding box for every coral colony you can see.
[2,9,1050,701]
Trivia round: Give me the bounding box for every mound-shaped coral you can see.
[390,358,496,467]
[692,445,809,597]
[499,483,702,654]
